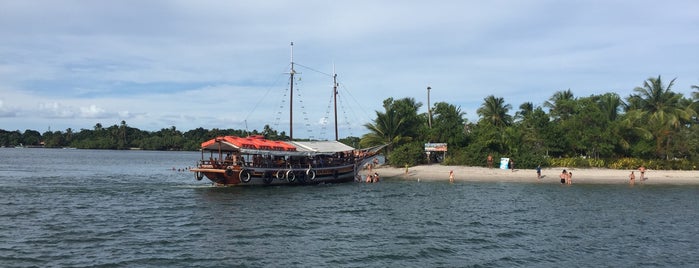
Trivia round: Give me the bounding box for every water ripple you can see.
[1,149,699,267]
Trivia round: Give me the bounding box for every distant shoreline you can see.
[369,164,699,185]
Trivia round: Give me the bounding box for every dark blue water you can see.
[1,148,698,267]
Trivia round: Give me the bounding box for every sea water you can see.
[1,148,697,267]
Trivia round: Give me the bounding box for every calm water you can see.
[1,148,698,267]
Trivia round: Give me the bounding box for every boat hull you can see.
[191,164,358,186]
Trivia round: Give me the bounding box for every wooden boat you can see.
[190,43,384,185]
[191,135,382,185]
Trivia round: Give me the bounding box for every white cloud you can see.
[79,104,110,119]
[37,102,77,118]
[0,0,698,135]
[0,99,18,117]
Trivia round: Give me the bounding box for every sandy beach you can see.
[370,164,699,185]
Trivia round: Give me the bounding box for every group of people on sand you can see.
[629,165,647,185]
[550,165,647,185]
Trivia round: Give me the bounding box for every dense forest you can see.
[0,122,361,153]
[358,76,699,170]
[2,76,698,170]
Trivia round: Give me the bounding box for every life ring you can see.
[195,171,203,181]
[275,170,284,180]
[306,169,316,181]
[262,172,274,184]
[225,167,234,177]
[286,170,296,182]
[239,169,252,183]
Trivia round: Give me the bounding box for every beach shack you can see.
[425,143,447,163]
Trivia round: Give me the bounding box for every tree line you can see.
[359,76,699,170]
[0,122,294,151]
[2,75,697,170]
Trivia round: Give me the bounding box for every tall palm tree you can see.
[360,105,410,154]
[595,93,624,121]
[544,89,575,121]
[477,95,512,128]
[515,102,534,122]
[627,76,692,159]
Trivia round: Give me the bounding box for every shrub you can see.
[388,142,426,167]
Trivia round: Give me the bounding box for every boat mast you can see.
[289,42,295,140]
[333,64,339,141]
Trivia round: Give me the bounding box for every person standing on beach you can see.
[567,172,573,185]
[638,165,646,181]
[536,165,541,179]
[560,170,567,184]
[449,170,454,183]
[629,171,636,185]
[509,158,514,172]
[487,154,493,169]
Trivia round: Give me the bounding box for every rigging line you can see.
[243,63,294,123]
[336,90,354,136]
[294,63,334,78]
[318,87,335,139]
[336,80,374,124]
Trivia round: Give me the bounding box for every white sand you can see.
[368,164,699,185]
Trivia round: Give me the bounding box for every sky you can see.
[1,0,698,140]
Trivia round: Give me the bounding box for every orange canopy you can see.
[200,135,296,151]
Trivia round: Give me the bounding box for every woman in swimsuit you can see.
[638,166,646,181]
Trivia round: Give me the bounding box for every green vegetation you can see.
[0,121,291,151]
[3,76,698,171]
[360,76,699,170]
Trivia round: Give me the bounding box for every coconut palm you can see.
[360,100,412,154]
[595,92,624,121]
[627,76,692,159]
[477,95,512,128]
[544,89,575,121]
[515,102,534,122]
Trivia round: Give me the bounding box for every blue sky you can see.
[1,0,698,140]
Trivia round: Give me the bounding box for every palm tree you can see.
[360,103,410,155]
[627,76,692,159]
[595,93,624,121]
[477,95,512,128]
[515,102,534,122]
[544,89,575,121]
